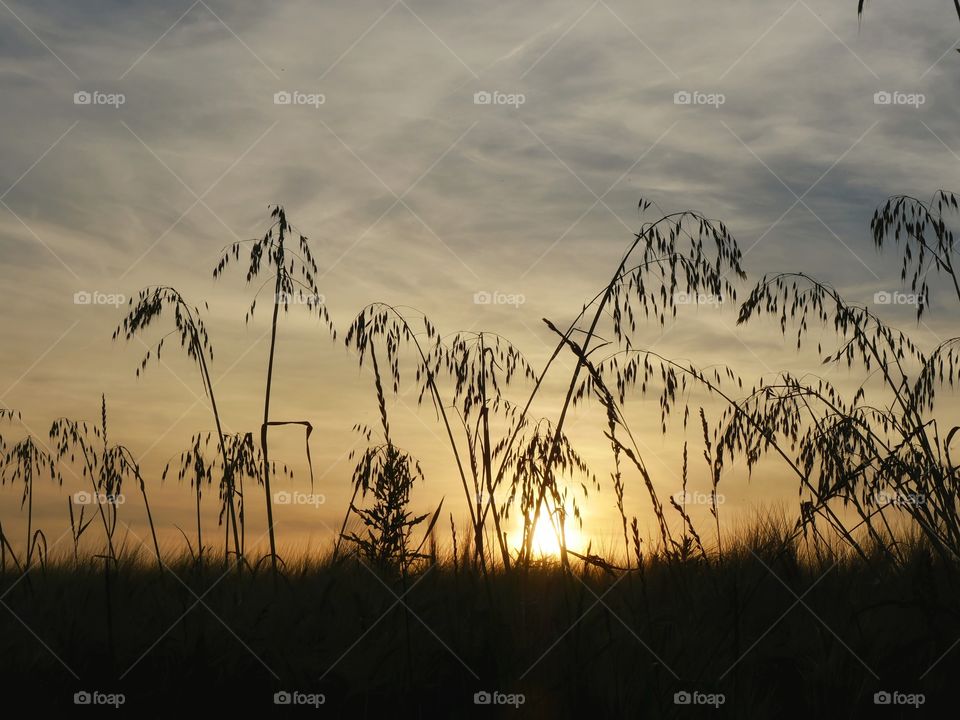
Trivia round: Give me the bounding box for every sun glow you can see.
[513,514,583,558]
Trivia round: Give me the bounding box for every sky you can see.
[0,0,958,558]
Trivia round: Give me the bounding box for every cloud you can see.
[1,0,958,543]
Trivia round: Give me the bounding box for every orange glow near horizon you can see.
[508,512,584,559]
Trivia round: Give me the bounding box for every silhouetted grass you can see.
[1,521,958,717]
[3,189,960,716]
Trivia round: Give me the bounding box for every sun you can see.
[531,517,562,556]
[515,514,582,558]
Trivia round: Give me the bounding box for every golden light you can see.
[514,513,583,558]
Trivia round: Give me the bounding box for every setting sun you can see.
[532,516,564,557]
[511,514,582,558]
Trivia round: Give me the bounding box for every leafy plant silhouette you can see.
[341,323,440,572]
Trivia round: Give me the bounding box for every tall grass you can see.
[2,192,960,713]
[1,193,952,577]
[1,409,61,571]
[50,396,160,568]
[726,191,960,562]
[115,286,244,564]
[213,205,332,573]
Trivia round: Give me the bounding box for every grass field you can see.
[1,518,956,717]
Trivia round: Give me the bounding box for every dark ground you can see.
[2,532,959,718]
